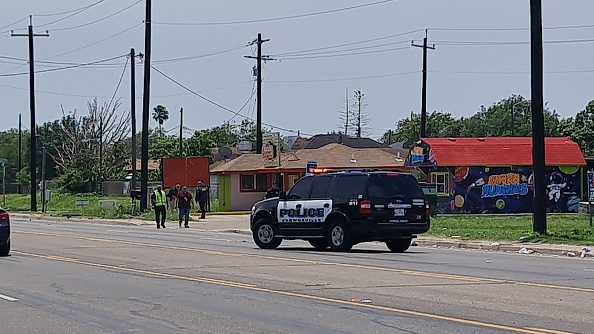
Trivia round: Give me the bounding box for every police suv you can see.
[250,170,430,252]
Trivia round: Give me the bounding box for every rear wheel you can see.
[327,220,352,252]
[0,239,10,256]
[308,239,328,250]
[386,238,412,253]
[253,218,282,249]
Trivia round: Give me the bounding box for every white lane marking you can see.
[0,293,18,302]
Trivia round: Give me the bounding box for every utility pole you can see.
[179,107,184,156]
[18,113,22,194]
[140,0,152,211]
[354,89,364,138]
[345,87,349,136]
[99,115,103,195]
[130,48,137,190]
[41,148,46,213]
[412,30,435,138]
[244,33,270,154]
[530,0,547,234]
[12,16,49,212]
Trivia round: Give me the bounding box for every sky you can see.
[0,0,592,140]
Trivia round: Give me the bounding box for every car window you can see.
[287,176,314,199]
[335,175,367,201]
[368,173,424,200]
[310,175,333,199]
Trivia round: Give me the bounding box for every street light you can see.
[511,101,530,137]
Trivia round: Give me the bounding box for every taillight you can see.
[425,200,430,216]
[359,200,372,215]
[0,213,8,221]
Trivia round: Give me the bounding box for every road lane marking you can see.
[12,250,570,334]
[0,293,18,302]
[14,229,594,293]
[525,328,576,334]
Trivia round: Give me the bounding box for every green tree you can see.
[0,129,23,183]
[152,105,169,135]
[559,100,594,157]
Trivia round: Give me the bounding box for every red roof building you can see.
[420,137,585,166]
[405,137,586,214]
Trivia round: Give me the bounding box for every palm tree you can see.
[152,105,169,135]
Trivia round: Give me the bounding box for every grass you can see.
[429,214,594,245]
[3,193,594,245]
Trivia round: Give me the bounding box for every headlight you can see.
[251,205,256,214]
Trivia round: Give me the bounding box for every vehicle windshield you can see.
[367,173,425,200]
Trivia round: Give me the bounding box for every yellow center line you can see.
[14,229,594,293]
[12,250,561,334]
[525,328,576,334]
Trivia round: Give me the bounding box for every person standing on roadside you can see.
[151,185,167,229]
[167,184,180,212]
[196,180,209,219]
[176,186,193,228]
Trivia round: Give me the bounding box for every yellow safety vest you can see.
[154,190,166,206]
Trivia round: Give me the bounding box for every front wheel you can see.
[386,238,412,253]
[253,218,282,249]
[327,220,352,252]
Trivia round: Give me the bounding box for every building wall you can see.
[230,174,266,211]
[431,165,582,213]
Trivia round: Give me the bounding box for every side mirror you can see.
[279,191,287,200]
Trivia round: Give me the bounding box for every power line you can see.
[267,70,419,83]
[107,56,130,109]
[43,22,142,60]
[50,0,142,32]
[429,23,594,32]
[152,45,246,64]
[0,17,28,33]
[271,29,424,57]
[226,80,257,123]
[275,45,411,60]
[153,0,399,26]
[272,40,412,58]
[151,65,311,135]
[37,0,108,28]
[0,53,127,77]
[433,38,594,46]
[33,0,107,17]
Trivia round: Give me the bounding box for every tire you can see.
[0,239,10,257]
[253,218,282,249]
[308,239,328,250]
[327,220,352,252]
[386,238,412,253]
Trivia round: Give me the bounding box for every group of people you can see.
[150,180,209,229]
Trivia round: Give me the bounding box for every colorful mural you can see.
[437,166,581,213]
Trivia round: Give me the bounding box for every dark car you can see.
[0,207,10,256]
[250,171,430,252]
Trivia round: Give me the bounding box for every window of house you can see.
[430,172,450,195]
[240,174,268,192]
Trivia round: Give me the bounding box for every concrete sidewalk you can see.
[10,212,593,259]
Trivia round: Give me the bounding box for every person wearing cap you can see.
[167,184,180,212]
[150,185,167,229]
[265,181,281,199]
[176,185,193,228]
[196,180,209,219]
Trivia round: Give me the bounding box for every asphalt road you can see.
[1,217,593,334]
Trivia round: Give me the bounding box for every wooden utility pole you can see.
[412,30,435,138]
[130,48,137,190]
[530,0,547,234]
[140,0,152,211]
[245,34,270,154]
[11,16,49,212]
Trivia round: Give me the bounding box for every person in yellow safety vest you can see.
[151,185,167,229]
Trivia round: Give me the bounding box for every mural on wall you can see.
[438,166,581,213]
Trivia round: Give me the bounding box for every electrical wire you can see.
[154,0,398,26]
[272,40,411,58]
[429,23,594,32]
[50,0,142,32]
[37,0,108,28]
[275,46,411,60]
[152,45,246,64]
[107,56,129,110]
[433,38,594,46]
[43,22,142,60]
[151,65,310,135]
[226,80,256,123]
[0,53,127,77]
[0,16,28,33]
[267,71,419,83]
[272,29,424,57]
[33,0,107,17]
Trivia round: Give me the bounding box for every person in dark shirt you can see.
[167,184,180,212]
[265,182,281,199]
[196,180,209,219]
[176,186,193,228]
